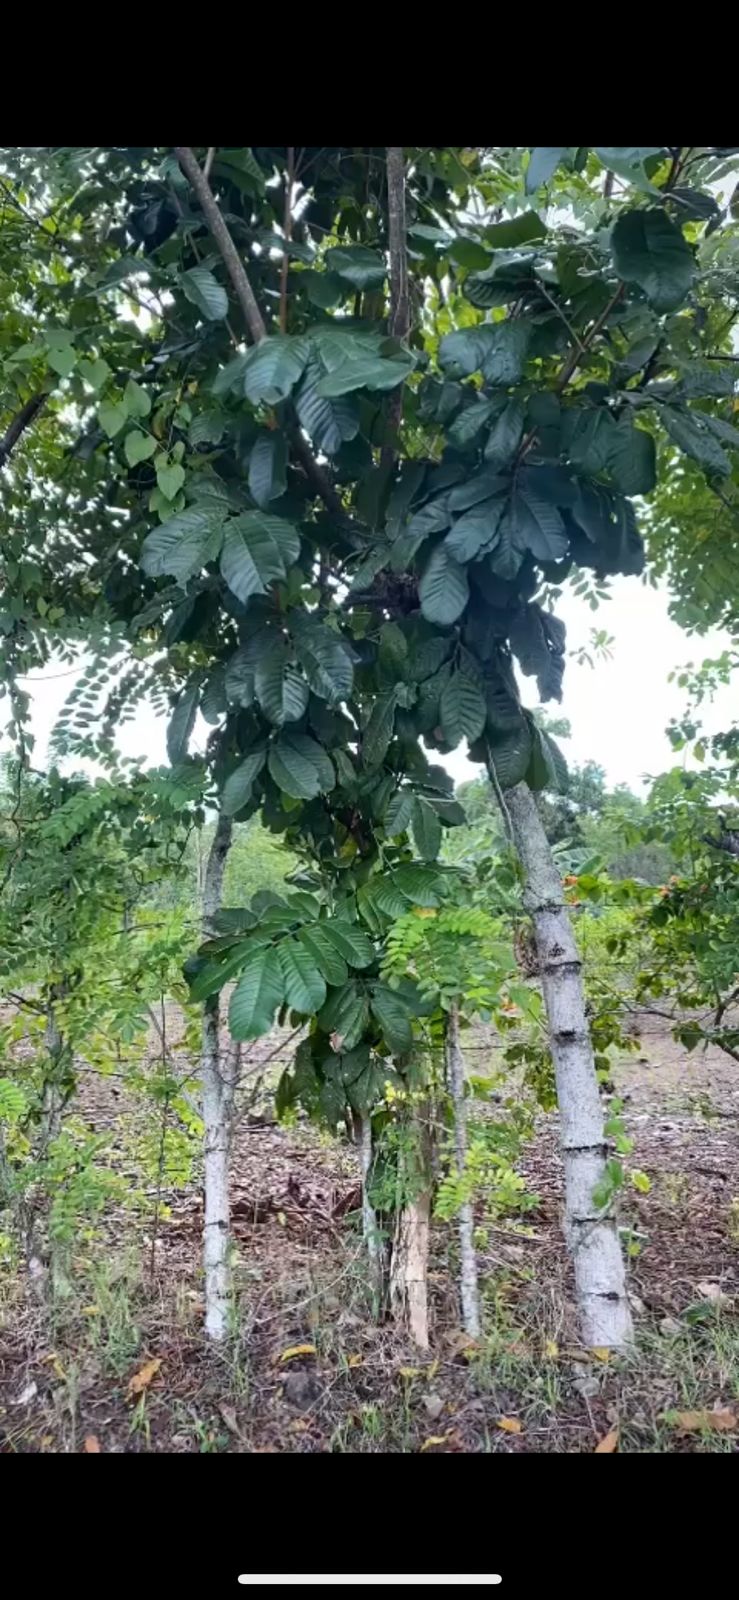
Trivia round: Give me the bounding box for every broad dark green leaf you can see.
[480,319,532,386]
[511,482,568,562]
[411,796,443,861]
[362,689,398,769]
[348,543,392,592]
[321,920,375,969]
[447,398,497,449]
[167,677,201,765]
[449,468,508,514]
[225,644,257,707]
[318,982,369,1050]
[140,506,225,585]
[229,946,285,1040]
[298,924,348,988]
[220,512,301,603]
[486,722,533,789]
[392,863,443,908]
[221,749,267,815]
[180,266,228,321]
[243,335,311,406]
[660,406,732,478]
[562,407,614,475]
[268,732,334,800]
[445,498,505,563]
[488,509,526,581]
[419,544,469,625]
[124,428,157,467]
[248,431,287,508]
[255,644,309,726]
[291,615,354,703]
[484,398,525,468]
[605,419,656,495]
[325,245,387,289]
[611,209,694,312]
[509,604,566,702]
[294,359,360,456]
[316,353,413,398]
[371,985,413,1053]
[439,672,487,745]
[385,786,415,836]
[484,210,547,248]
[279,937,327,1014]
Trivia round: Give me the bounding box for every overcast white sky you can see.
[8,573,735,796]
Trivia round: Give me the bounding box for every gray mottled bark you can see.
[495,779,633,1348]
[201,813,238,1342]
[356,1111,384,1305]
[446,1004,481,1339]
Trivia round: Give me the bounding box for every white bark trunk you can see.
[446,1004,481,1339]
[356,1111,383,1304]
[201,813,237,1343]
[40,997,64,1149]
[495,779,633,1349]
[389,1103,432,1350]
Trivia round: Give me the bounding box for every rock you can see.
[283,1369,319,1409]
[659,1316,683,1337]
[573,1375,600,1399]
[422,1392,445,1421]
[13,1380,38,1406]
[628,1293,645,1314]
[696,1281,731,1305]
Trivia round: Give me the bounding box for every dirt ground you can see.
[1,1010,737,1453]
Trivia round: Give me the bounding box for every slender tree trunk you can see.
[39,996,65,1149]
[446,1004,481,1339]
[201,812,238,1343]
[389,1099,433,1350]
[493,778,633,1348]
[355,1111,383,1305]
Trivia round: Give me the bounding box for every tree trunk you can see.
[446,1004,481,1339]
[39,996,65,1149]
[389,1100,432,1350]
[355,1111,384,1306]
[493,778,633,1348]
[201,811,237,1343]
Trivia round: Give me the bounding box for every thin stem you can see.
[279,148,295,336]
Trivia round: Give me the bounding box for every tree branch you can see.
[174,145,342,516]
[280,148,295,336]
[380,146,410,475]
[0,392,48,468]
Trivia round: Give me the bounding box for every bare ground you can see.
[1,1012,737,1453]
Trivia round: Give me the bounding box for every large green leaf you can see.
[167,676,201,765]
[525,148,569,192]
[447,398,497,449]
[449,468,508,514]
[255,644,309,727]
[318,982,369,1051]
[220,512,301,603]
[392,495,452,572]
[445,498,505,563]
[371,985,413,1053]
[225,645,257,707]
[321,920,375,969]
[221,749,267,815]
[392,864,444,908]
[562,407,614,475]
[479,320,533,386]
[484,210,547,248]
[298,924,348,988]
[509,604,566,702]
[294,359,360,455]
[439,672,487,745]
[243,335,311,406]
[611,209,694,312]
[605,419,656,495]
[291,615,353,703]
[180,266,228,321]
[411,796,442,861]
[484,398,526,469]
[510,482,567,562]
[269,732,334,800]
[488,509,527,580]
[438,326,496,376]
[229,946,285,1040]
[140,506,225,585]
[419,545,469,625]
[248,431,287,509]
[385,786,415,836]
[324,245,387,289]
[316,352,413,398]
[486,722,533,789]
[660,406,732,478]
[361,689,398,769]
[279,937,327,1014]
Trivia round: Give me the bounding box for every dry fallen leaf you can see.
[346,1354,363,1369]
[84,1435,101,1453]
[591,1347,611,1362]
[668,1408,736,1434]
[420,1433,449,1451]
[288,1417,311,1433]
[497,1416,522,1434]
[219,1404,241,1437]
[595,1427,619,1453]
[279,1343,316,1363]
[544,1339,559,1360]
[127,1357,162,1397]
[398,1366,422,1380]
[422,1392,445,1421]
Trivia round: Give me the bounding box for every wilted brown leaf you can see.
[497,1416,522,1434]
[346,1354,363,1369]
[219,1404,241,1437]
[420,1433,449,1451]
[591,1347,611,1362]
[84,1435,101,1453]
[279,1343,316,1363]
[668,1408,736,1434]
[127,1357,162,1397]
[594,1427,619,1453]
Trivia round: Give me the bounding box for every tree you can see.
[4,144,739,1347]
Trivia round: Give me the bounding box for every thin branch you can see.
[0,393,48,468]
[380,146,410,475]
[174,144,342,517]
[280,148,295,336]
[203,147,216,182]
